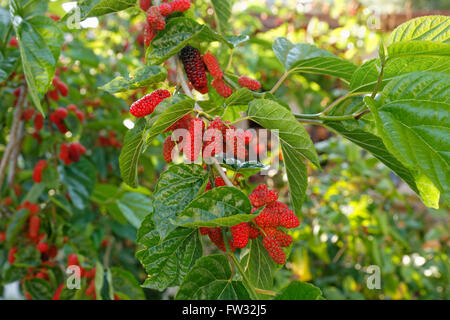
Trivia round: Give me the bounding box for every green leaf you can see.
[370,72,450,207]
[145,17,233,65]
[152,164,207,239]
[136,215,202,291]
[119,118,147,188]
[10,12,62,113]
[350,55,450,93]
[273,37,357,83]
[6,209,30,245]
[60,158,97,210]
[274,281,323,300]
[175,255,250,300]
[248,99,319,167]
[110,267,145,300]
[116,192,152,229]
[280,143,308,214]
[144,95,194,147]
[212,0,231,32]
[0,50,20,83]
[177,187,254,228]
[24,278,53,300]
[99,66,167,93]
[325,120,419,195]
[240,238,276,294]
[14,246,40,268]
[225,88,254,107]
[73,0,136,20]
[386,15,449,45]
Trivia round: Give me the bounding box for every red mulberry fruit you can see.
[170,0,191,12]
[159,3,173,16]
[238,76,261,91]
[163,136,176,163]
[203,52,223,79]
[139,0,151,11]
[212,78,233,98]
[262,236,285,265]
[279,211,300,229]
[33,160,48,183]
[130,89,171,117]
[180,45,208,93]
[231,223,250,248]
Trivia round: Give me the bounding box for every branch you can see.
[211,157,234,187]
[0,86,26,189]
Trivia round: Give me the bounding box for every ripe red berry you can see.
[2,197,13,206]
[170,0,191,12]
[48,88,59,101]
[254,207,279,228]
[144,23,157,46]
[34,113,44,131]
[139,0,151,11]
[75,110,85,122]
[56,80,69,97]
[279,211,300,229]
[212,78,233,98]
[159,3,173,16]
[36,243,49,254]
[55,107,68,118]
[238,76,261,91]
[32,160,48,183]
[180,45,208,94]
[165,113,193,132]
[202,52,223,79]
[249,184,269,207]
[147,6,166,31]
[29,215,41,239]
[130,89,171,117]
[249,184,279,207]
[0,231,6,242]
[68,253,79,266]
[205,177,226,191]
[264,228,292,247]
[231,223,250,248]
[8,247,18,264]
[9,37,18,47]
[199,227,210,235]
[21,108,35,121]
[27,203,40,215]
[262,235,285,265]
[185,118,205,162]
[68,142,86,163]
[67,104,77,112]
[59,144,72,165]
[163,136,176,163]
[248,225,260,239]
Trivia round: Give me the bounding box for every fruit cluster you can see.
[162,116,254,163]
[59,142,87,165]
[48,76,69,102]
[198,184,299,265]
[140,0,192,46]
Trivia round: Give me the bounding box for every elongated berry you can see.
[248,225,260,239]
[254,207,279,228]
[34,113,44,131]
[159,3,172,16]
[231,223,250,248]
[163,136,176,163]
[33,160,48,183]
[262,236,285,265]
[8,247,18,264]
[180,45,208,93]
[170,0,191,12]
[29,215,40,239]
[185,118,205,162]
[130,89,171,117]
[139,0,151,11]
[264,228,292,247]
[279,211,300,229]
[203,52,223,79]
[212,78,233,98]
[238,76,261,91]
[36,243,49,254]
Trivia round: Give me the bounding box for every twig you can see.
[0,86,26,189]
[211,157,234,187]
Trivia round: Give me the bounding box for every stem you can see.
[320,92,354,116]
[0,86,26,189]
[370,59,385,99]
[212,157,234,187]
[269,71,290,94]
[229,116,250,126]
[175,57,194,99]
[222,229,259,300]
[206,164,216,188]
[254,288,277,296]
